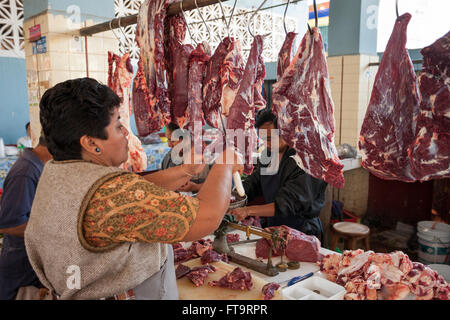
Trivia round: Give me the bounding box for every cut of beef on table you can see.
[359,13,420,182]
[133,0,171,137]
[200,248,229,265]
[175,264,191,279]
[209,267,253,291]
[107,52,148,172]
[408,31,450,181]
[272,27,344,188]
[255,225,322,263]
[261,282,280,300]
[186,265,217,287]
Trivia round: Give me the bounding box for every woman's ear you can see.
[80,135,100,155]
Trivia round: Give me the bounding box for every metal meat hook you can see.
[109,19,121,44]
[180,0,198,46]
[194,0,212,41]
[248,0,269,38]
[283,0,292,35]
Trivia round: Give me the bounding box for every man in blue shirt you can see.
[0,135,52,300]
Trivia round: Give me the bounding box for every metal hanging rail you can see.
[77,0,230,37]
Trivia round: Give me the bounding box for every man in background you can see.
[0,134,52,299]
[16,122,33,149]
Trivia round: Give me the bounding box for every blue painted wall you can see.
[0,58,30,145]
[328,0,379,57]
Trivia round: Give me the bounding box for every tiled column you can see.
[327,0,380,217]
[22,0,118,146]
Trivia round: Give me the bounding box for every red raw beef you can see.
[408,31,450,181]
[175,264,191,279]
[209,267,253,291]
[226,35,266,174]
[203,37,245,129]
[359,13,420,182]
[200,248,229,265]
[262,282,280,300]
[133,0,172,136]
[255,225,322,263]
[166,14,194,128]
[187,42,211,153]
[273,32,297,119]
[272,27,344,188]
[186,265,217,287]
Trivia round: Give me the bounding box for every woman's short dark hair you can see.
[39,78,120,161]
[255,108,278,129]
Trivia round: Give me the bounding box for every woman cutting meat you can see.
[24,78,242,300]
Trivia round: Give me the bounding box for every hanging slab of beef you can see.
[359,13,420,182]
[108,52,148,172]
[408,31,450,181]
[226,35,266,174]
[272,27,344,189]
[203,37,245,129]
[255,225,322,263]
[187,42,211,153]
[165,14,194,128]
[273,31,297,119]
[133,0,172,137]
[209,267,253,291]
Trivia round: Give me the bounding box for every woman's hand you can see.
[229,207,249,221]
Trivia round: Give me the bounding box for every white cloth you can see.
[17,136,32,148]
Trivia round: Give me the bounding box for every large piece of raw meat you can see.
[359,13,420,182]
[272,27,344,188]
[255,225,321,263]
[226,35,266,174]
[273,32,297,119]
[277,32,297,81]
[408,31,450,181]
[108,52,148,172]
[133,0,172,137]
[187,42,211,152]
[203,37,245,128]
[165,14,194,128]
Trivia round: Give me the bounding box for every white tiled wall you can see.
[24,13,119,145]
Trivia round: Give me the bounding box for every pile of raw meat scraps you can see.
[176,250,280,300]
[173,239,228,265]
[319,249,449,300]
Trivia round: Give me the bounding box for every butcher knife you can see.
[278,272,314,288]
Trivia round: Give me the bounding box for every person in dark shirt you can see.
[0,135,52,299]
[229,109,327,240]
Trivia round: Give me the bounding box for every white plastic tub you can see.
[282,276,346,300]
[417,221,450,264]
